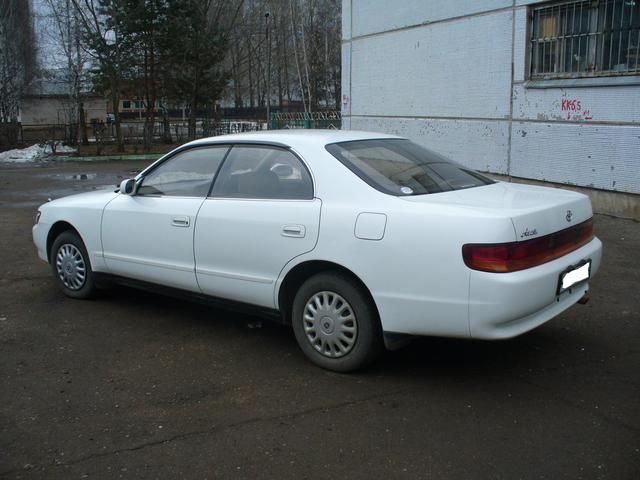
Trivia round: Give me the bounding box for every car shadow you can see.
[98,283,594,381]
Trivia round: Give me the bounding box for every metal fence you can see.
[0,122,23,146]
[269,111,341,130]
[10,119,266,147]
[119,119,265,144]
[3,113,342,149]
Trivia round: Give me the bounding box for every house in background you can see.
[341,0,640,219]
[20,74,107,126]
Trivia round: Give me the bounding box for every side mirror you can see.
[119,178,136,195]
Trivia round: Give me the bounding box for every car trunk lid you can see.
[401,181,593,239]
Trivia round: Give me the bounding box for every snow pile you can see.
[0,142,76,163]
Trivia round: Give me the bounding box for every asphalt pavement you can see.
[1,160,639,479]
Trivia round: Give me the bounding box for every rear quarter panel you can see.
[276,146,518,337]
[312,199,516,337]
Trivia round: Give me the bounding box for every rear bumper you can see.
[469,237,602,339]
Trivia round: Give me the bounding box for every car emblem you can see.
[520,227,538,238]
[566,210,573,222]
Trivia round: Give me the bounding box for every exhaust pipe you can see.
[578,293,590,305]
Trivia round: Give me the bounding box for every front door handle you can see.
[171,216,190,227]
[281,225,305,238]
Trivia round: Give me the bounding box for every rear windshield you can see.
[325,139,494,196]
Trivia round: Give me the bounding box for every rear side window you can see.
[325,139,494,196]
[211,146,313,200]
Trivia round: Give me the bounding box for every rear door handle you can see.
[171,216,190,227]
[281,225,305,238]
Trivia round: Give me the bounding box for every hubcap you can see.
[303,291,357,358]
[55,244,86,290]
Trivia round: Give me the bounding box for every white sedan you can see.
[33,130,602,371]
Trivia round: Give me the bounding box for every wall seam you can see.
[349,5,521,41]
[507,0,517,182]
[350,114,639,127]
[349,0,353,129]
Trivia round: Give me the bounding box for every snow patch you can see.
[0,143,76,163]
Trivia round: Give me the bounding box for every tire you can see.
[50,231,97,299]
[291,272,383,372]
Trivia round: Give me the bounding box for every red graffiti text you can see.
[560,97,593,120]
[561,99,582,111]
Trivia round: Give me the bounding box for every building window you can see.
[122,100,131,109]
[529,0,640,79]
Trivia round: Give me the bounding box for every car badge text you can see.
[520,227,538,238]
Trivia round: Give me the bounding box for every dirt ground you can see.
[1,160,639,479]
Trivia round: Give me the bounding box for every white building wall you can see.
[342,0,640,195]
[350,10,513,118]
[350,0,512,38]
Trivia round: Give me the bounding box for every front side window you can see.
[211,146,313,199]
[137,147,227,197]
[530,0,640,79]
[325,139,494,196]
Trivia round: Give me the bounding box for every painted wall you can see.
[342,0,640,195]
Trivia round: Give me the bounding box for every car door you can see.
[194,145,321,307]
[101,146,228,291]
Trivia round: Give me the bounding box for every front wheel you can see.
[50,231,96,299]
[292,272,383,372]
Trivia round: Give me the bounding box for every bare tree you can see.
[43,0,91,145]
[0,0,36,145]
[289,0,307,111]
[226,0,340,115]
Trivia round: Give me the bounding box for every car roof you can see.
[186,129,403,150]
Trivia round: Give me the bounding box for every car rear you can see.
[325,137,602,339]
[398,182,602,339]
[466,228,601,339]
[456,183,602,339]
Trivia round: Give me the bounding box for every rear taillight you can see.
[462,218,594,273]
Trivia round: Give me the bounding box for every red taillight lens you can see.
[462,218,594,273]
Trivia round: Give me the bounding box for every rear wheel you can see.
[292,272,383,372]
[50,231,96,299]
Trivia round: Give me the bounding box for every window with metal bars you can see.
[529,0,640,79]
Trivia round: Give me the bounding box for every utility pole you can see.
[265,11,271,129]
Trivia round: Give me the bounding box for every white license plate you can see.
[558,260,591,294]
